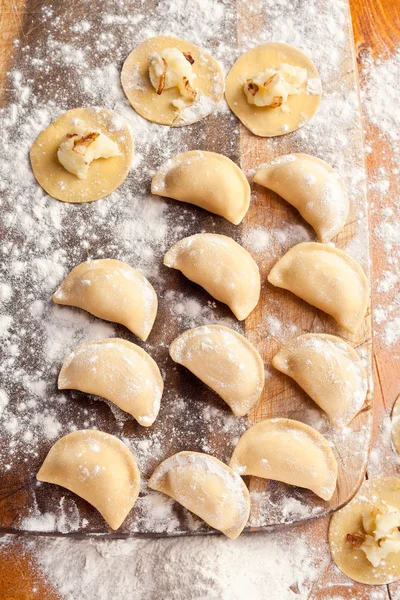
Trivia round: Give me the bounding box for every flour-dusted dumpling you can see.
[151,150,250,225]
[164,234,260,320]
[329,477,400,584]
[53,259,157,341]
[391,394,400,455]
[169,325,264,416]
[230,418,338,501]
[268,242,369,334]
[37,430,140,530]
[254,154,349,242]
[148,451,250,539]
[30,107,133,203]
[272,334,368,427]
[121,36,224,127]
[59,338,163,427]
[225,43,322,137]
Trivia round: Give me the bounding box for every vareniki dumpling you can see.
[254,154,349,242]
[151,150,250,225]
[169,325,264,416]
[53,259,158,341]
[230,418,338,501]
[272,334,368,427]
[268,242,369,334]
[164,234,260,320]
[148,451,250,539]
[37,430,140,530]
[58,338,163,427]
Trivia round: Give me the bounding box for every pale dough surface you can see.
[268,242,369,334]
[58,338,163,427]
[121,36,224,126]
[169,324,264,416]
[230,418,338,501]
[30,107,133,203]
[225,42,321,137]
[148,451,250,539]
[254,154,349,242]
[329,477,400,584]
[37,430,140,530]
[391,394,400,454]
[272,333,368,427]
[151,150,250,225]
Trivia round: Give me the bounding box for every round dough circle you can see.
[391,394,400,454]
[225,42,322,137]
[121,36,225,127]
[30,107,134,203]
[329,477,400,585]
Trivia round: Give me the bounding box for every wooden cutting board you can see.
[0,0,372,537]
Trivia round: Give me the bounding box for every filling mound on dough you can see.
[57,131,120,180]
[346,505,400,567]
[148,47,197,111]
[244,63,307,109]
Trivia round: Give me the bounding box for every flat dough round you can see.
[329,477,400,585]
[225,42,322,137]
[391,394,400,454]
[121,36,224,126]
[30,107,133,203]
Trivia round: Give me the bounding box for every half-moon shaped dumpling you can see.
[230,418,338,501]
[272,334,368,427]
[253,154,349,242]
[268,242,369,334]
[30,107,133,203]
[164,234,260,320]
[58,338,163,427]
[53,259,157,341]
[148,451,250,539]
[169,325,264,416]
[121,36,224,127]
[151,151,250,225]
[37,430,140,530]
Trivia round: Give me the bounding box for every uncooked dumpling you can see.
[53,259,157,341]
[58,338,163,427]
[151,151,250,225]
[37,430,140,530]
[230,418,338,501]
[30,107,133,203]
[329,477,400,584]
[169,325,264,416]
[268,242,369,334]
[121,36,224,126]
[254,154,349,242]
[148,451,250,539]
[391,394,400,454]
[272,334,368,427]
[164,234,260,320]
[225,42,322,137]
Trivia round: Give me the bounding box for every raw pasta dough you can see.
[329,477,400,584]
[164,233,260,320]
[59,338,163,427]
[225,42,322,137]
[37,430,140,530]
[230,418,338,501]
[30,107,133,203]
[148,451,250,539]
[121,36,224,126]
[53,259,157,341]
[169,325,264,416]
[151,150,250,225]
[272,334,368,427]
[391,394,400,454]
[253,154,349,241]
[268,242,369,334]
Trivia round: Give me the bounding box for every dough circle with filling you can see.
[225,42,322,137]
[121,36,224,126]
[30,107,133,203]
